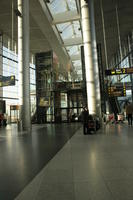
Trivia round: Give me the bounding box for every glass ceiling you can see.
[47,0,82,80]
[48,0,77,14]
[57,21,81,40]
[66,45,81,56]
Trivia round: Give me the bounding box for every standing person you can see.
[0,113,3,126]
[126,103,133,126]
[82,107,89,134]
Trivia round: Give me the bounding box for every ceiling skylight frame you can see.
[46,0,82,80]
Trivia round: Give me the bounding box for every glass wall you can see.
[0,43,36,121]
[108,32,133,113]
[30,62,36,117]
[3,46,19,120]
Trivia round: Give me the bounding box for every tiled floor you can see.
[15,122,133,200]
[0,123,81,200]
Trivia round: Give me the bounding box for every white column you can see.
[81,0,96,115]
[22,0,31,131]
[18,0,23,112]
[18,0,31,131]
[89,0,101,117]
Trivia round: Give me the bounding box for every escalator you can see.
[108,97,121,118]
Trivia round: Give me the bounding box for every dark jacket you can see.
[82,109,89,123]
[126,104,133,115]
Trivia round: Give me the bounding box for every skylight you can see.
[46,0,82,80]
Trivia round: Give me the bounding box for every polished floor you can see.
[0,123,81,200]
[14,122,133,200]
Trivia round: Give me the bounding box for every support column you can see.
[81,0,96,115]
[18,0,23,119]
[18,0,31,131]
[22,0,31,131]
[128,33,133,103]
[0,34,3,98]
[89,0,101,117]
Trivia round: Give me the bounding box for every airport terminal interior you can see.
[1,0,133,199]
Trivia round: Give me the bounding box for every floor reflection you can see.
[0,123,81,200]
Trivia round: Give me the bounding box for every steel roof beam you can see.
[70,53,81,61]
[52,11,80,24]
[63,37,82,46]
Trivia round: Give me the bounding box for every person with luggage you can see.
[82,107,89,135]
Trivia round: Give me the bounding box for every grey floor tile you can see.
[94,159,123,169]
[99,167,128,180]
[73,165,102,181]
[40,168,74,183]
[15,170,44,200]
[119,159,133,167]
[45,156,73,170]
[15,123,133,200]
[74,180,114,200]
[56,146,72,158]
[36,182,75,200]
[107,180,133,200]
[0,123,81,200]
[74,181,91,200]
[126,168,133,179]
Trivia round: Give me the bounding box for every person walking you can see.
[126,103,133,126]
[82,107,89,134]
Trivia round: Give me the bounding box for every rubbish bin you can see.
[17,120,22,131]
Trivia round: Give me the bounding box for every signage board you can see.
[71,82,82,90]
[105,67,133,76]
[113,82,132,90]
[108,85,126,97]
[10,105,19,110]
[0,75,15,87]
[54,81,83,91]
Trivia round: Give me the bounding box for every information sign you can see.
[108,85,126,97]
[105,67,133,76]
[0,75,15,87]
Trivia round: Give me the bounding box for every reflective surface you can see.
[0,123,81,200]
[16,122,133,200]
